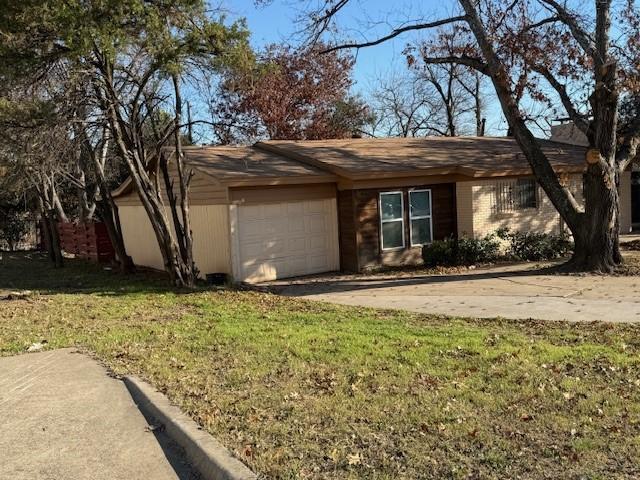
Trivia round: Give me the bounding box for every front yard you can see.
[1,252,639,479]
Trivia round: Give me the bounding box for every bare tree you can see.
[370,64,484,138]
[89,49,199,287]
[303,0,640,272]
[1,123,74,267]
[369,71,440,137]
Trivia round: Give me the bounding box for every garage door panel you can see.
[287,202,304,215]
[241,261,264,282]
[308,254,330,270]
[305,215,326,234]
[241,220,266,238]
[235,199,338,282]
[287,257,309,276]
[287,237,307,253]
[287,216,305,234]
[305,200,326,214]
[239,205,263,222]
[308,235,328,250]
[263,203,286,218]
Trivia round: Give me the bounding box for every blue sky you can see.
[223,0,509,135]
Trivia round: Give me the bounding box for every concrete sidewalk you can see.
[0,349,197,480]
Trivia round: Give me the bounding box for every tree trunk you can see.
[172,74,197,287]
[95,199,135,273]
[567,162,620,272]
[41,215,55,263]
[85,132,135,274]
[45,209,64,268]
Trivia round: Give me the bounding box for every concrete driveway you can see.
[0,349,199,480]
[267,263,640,323]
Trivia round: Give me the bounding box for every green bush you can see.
[500,229,572,261]
[457,234,501,265]
[421,238,458,267]
[422,229,572,267]
[422,234,500,267]
[0,209,32,251]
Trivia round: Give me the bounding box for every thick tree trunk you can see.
[568,163,620,272]
[172,75,197,287]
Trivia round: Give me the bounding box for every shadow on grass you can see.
[0,251,188,296]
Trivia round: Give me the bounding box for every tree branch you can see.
[618,116,640,172]
[539,0,598,60]
[321,15,468,53]
[420,55,490,76]
[531,64,591,137]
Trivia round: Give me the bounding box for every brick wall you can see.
[456,174,586,238]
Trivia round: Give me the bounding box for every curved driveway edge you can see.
[267,264,640,323]
[124,376,257,480]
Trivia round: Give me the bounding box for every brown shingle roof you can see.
[256,136,587,180]
[182,145,335,184]
[113,136,588,198]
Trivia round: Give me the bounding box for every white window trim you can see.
[409,189,434,247]
[379,191,405,251]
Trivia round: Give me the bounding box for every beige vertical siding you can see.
[118,204,231,276]
[620,171,632,234]
[119,205,165,270]
[189,205,232,275]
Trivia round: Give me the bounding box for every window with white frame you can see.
[379,192,404,250]
[409,189,433,246]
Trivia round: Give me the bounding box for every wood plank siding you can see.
[229,183,336,205]
[338,183,457,271]
[337,190,358,272]
[115,165,228,206]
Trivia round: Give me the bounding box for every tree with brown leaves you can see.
[214,44,371,142]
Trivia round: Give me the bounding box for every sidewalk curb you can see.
[124,376,257,480]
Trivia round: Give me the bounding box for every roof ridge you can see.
[254,141,350,178]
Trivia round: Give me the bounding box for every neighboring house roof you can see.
[112,136,588,198]
[550,123,589,146]
[256,136,587,180]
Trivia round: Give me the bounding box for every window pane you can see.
[380,193,403,220]
[516,179,537,209]
[382,221,404,249]
[410,191,431,217]
[411,218,432,245]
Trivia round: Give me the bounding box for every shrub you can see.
[421,238,458,267]
[0,209,32,251]
[421,230,572,267]
[422,234,500,267]
[457,234,501,265]
[505,230,572,261]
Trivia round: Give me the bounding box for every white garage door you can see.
[232,199,340,283]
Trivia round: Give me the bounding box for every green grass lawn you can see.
[1,252,639,479]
